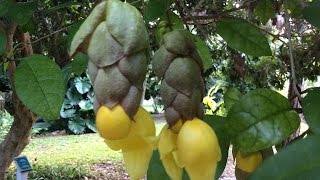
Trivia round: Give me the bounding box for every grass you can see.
[7,120,166,179]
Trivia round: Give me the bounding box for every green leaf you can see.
[302,87,320,135]
[302,1,320,29]
[0,29,7,55]
[78,99,93,111]
[61,63,73,89]
[14,55,64,119]
[147,150,171,180]
[7,1,37,25]
[68,119,85,134]
[203,115,230,179]
[74,76,91,94]
[19,19,36,33]
[67,20,84,54]
[0,0,14,17]
[194,36,212,71]
[254,0,275,24]
[287,0,303,18]
[156,11,184,43]
[144,0,173,22]
[224,87,242,111]
[84,119,97,132]
[250,135,320,179]
[216,18,272,56]
[226,88,300,152]
[60,108,77,118]
[14,54,65,120]
[72,52,88,76]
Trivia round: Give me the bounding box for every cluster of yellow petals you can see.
[96,105,156,180]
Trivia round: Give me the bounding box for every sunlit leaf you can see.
[251,135,320,179]
[74,76,91,94]
[226,89,300,152]
[302,87,320,135]
[68,119,86,134]
[216,18,272,56]
[14,54,65,120]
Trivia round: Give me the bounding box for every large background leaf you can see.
[302,1,320,29]
[224,87,242,111]
[7,1,37,25]
[250,135,320,179]
[0,0,14,17]
[254,0,275,24]
[302,87,320,135]
[226,88,300,152]
[194,36,212,71]
[144,0,173,22]
[203,115,230,179]
[216,18,272,56]
[14,54,65,120]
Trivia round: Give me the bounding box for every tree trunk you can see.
[0,24,36,179]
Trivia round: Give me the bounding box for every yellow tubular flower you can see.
[96,105,132,140]
[158,125,182,180]
[176,118,221,180]
[104,106,156,180]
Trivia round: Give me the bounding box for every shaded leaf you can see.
[72,52,88,76]
[254,0,275,24]
[156,11,184,43]
[74,76,91,94]
[7,1,37,25]
[61,63,73,89]
[203,115,230,179]
[60,108,77,118]
[147,150,171,180]
[19,19,36,33]
[224,87,242,111]
[84,119,97,132]
[302,87,320,135]
[0,0,14,16]
[66,86,82,105]
[216,18,272,56]
[144,0,173,22]
[14,54,65,120]
[0,29,6,55]
[194,36,212,71]
[67,20,84,54]
[250,135,320,179]
[68,119,86,134]
[287,0,303,18]
[226,88,300,152]
[302,1,320,29]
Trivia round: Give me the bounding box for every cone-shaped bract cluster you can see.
[70,0,149,119]
[152,30,205,126]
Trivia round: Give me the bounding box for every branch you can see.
[284,0,302,100]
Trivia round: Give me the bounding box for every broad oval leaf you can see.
[14,54,65,120]
[226,88,300,152]
[254,0,275,24]
[224,87,242,111]
[194,36,212,71]
[74,76,91,94]
[302,87,320,135]
[144,0,173,22]
[0,0,14,17]
[72,52,88,76]
[303,1,320,29]
[203,115,230,179]
[250,135,320,179]
[7,1,37,25]
[68,119,86,134]
[0,29,6,55]
[216,19,272,56]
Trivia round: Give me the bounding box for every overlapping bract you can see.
[70,1,155,179]
[152,30,205,126]
[70,0,149,119]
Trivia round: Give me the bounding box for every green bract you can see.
[152,30,205,126]
[70,0,149,119]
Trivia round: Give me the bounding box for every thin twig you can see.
[31,25,72,44]
[284,0,302,100]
